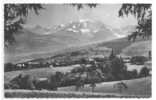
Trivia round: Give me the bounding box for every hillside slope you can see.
[5,77,151,98]
[5,20,120,63]
[121,40,151,57]
[5,36,151,64]
[97,37,151,56]
[58,77,151,97]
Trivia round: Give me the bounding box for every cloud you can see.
[26,4,137,29]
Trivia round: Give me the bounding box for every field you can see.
[58,77,151,96]
[121,40,151,56]
[98,37,151,56]
[4,65,79,83]
[5,77,151,98]
[4,62,147,83]
[4,4,152,98]
[5,36,151,69]
[4,38,152,98]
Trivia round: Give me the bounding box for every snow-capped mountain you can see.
[53,19,121,40]
[6,19,124,62]
[26,19,124,38]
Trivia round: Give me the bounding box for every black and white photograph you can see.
[4,3,152,98]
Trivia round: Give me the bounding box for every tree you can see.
[139,67,150,77]
[55,71,64,84]
[131,69,138,78]
[125,69,138,79]
[109,49,116,60]
[90,82,96,92]
[4,63,15,72]
[8,74,36,89]
[119,4,152,40]
[128,31,138,42]
[130,56,147,65]
[110,57,127,80]
[48,72,64,90]
[113,82,128,93]
[73,4,152,41]
[4,4,44,46]
[5,4,151,47]
[71,3,97,10]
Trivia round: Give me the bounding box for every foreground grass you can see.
[5,90,122,98]
[58,77,151,96]
[5,89,150,98]
[5,77,151,98]
[4,38,151,98]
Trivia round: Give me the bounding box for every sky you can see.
[25,4,138,29]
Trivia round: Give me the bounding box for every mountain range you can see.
[5,19,131,63]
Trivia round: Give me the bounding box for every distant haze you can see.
[5,4,138,63]
[25,4,137,30]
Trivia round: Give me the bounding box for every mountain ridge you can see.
[5,19,127,63]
